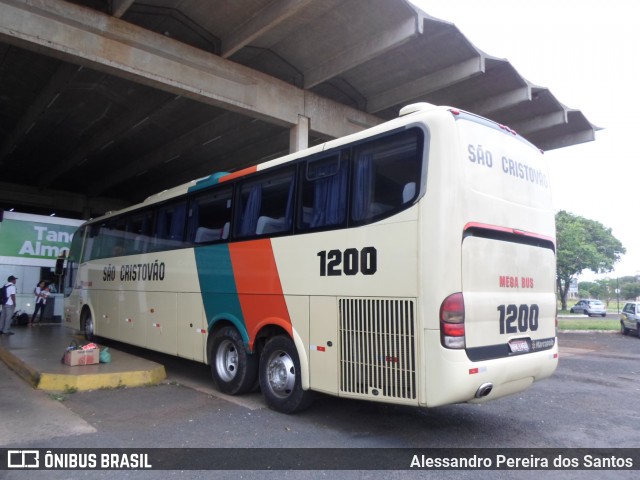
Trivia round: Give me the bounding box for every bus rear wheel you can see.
[259,335,313,414]
[210,326,257,395]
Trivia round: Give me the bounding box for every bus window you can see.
[86,224,102,261]
[152,200,188,251]
[351,129,422,224]
[187,187,233,244]
[235,168,295,238]
[125,210,154,254]
[87,223,115,260]
[88,217,127,258]
[298,153,347,230]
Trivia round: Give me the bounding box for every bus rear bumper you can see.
[422,332,558,407]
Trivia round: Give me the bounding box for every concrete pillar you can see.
[289,115,310,153]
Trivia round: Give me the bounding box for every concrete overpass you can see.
[0,0,598,218]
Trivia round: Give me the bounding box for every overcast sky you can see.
[410,0,640,280]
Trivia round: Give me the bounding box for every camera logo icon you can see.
[7,450,40,468]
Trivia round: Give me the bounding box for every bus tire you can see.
[210,326,257,395]
[83,312,94,341]
[259,335,313,414]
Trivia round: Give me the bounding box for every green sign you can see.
[0,219,79,261]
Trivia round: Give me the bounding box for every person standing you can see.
[31,281,49,326]
[0,275,18,335]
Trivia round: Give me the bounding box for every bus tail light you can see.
[440,293,465,349]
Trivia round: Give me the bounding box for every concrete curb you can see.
[0,345,41,388]
[0,329,167,392]
[36,364,167,391]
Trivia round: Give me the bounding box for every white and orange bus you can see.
[63,103,558,413]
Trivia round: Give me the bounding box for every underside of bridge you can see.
[0,0,597,219]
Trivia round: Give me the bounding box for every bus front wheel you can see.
[259,335,313,414]
[210,326,257,395]
[83,313,94,341]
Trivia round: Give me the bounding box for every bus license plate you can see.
[509,339,530,353]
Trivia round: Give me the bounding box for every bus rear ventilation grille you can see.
[339,298,416,400]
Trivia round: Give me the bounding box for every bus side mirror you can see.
[55,258,65,276]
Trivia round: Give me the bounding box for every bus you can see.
[63,102,558,413]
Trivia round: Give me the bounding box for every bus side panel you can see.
[144,292,178,355]
[284,295,310,390]
[271,212,419,298]
[272,214,420,401]
[64,278,86,330]
[177,293,207,362]
[120,290,147,347]
[308,296,339,394]
[96,290,119,340]
[196,241,294,351]
[229,240,293,345]
[194,244,247,344]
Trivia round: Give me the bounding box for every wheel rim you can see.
[215,339,239,382]
[265,350,296,399]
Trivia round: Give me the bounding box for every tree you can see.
[578,280,607,300]
[556,210,625,310]
[577,281,597,299]
[621,282,640,301]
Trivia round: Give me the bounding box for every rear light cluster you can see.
[440,292,465,349]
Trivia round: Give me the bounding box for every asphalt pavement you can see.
[1,324,639,480]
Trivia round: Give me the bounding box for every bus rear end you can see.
[420,107,558,407]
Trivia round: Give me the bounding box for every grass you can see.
[558,317,619,331]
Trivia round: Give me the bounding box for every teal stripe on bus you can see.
[189,171,230,192]
[193,244,249,346]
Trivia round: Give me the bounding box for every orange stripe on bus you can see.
[228,239,292,347]
[218,166,258,183]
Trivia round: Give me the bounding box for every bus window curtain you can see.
[311,164,347,228]
[352,154,374,221]
[239,185,262,236]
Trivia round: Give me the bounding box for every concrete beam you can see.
[511,110,568,136]
[305,92,381,139]
[366,55,485,113]
[463,85,531,117]
[289,115,309,153]
[222,0,314,58]
[0,0,380,140]
[0,181,127,218]
[535,128,597,152]
[303,16,421,89]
